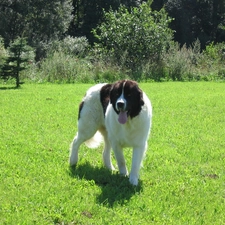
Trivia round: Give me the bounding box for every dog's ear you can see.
[109,81,122,103]
[101,84,112,100]
[100,83,112,113]
[132,81,144,106]
[138,87,144,106]
[109,84,114,103]
[127,80,144,106]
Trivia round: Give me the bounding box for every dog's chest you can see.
[105,103,148,147]
[112,118,143,147]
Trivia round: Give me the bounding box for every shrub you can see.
[92,60,129,83]
[34,50,128,83]
[36,51,94,83]
[48,36,89,57]
[163,40,201,81]
[93,1,173,80]
[198,42,225,80]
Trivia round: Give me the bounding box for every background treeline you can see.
[0,0,225,86]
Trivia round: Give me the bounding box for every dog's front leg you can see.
[102,139,115,171]
[129,145,147,186]
[112,144,128,176]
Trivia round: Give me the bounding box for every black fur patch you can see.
[78,101,84,120]
[100,84,112,115]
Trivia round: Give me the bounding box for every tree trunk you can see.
[15,72,20,88]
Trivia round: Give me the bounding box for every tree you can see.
[0,0,73,59]
[93,1,173,74]
[1,38,34,88]
[164,0,225,48]
[68,0,143,44]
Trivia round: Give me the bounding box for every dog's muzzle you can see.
[117,102,125,110]
[116,99,126,111]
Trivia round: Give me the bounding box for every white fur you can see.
[69,83,152,186]
[116,82,127,111]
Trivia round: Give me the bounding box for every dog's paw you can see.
[119,168,128,177]
[129,176,138,186]
[69,156,78,166]
[105,163,115,171]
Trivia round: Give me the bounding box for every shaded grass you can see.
[0,82,224,224]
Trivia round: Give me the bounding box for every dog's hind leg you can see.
[69,133,84,166]
[69,129,101,166]
[69,119,99,166]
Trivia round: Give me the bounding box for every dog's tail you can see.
[85,131,103,148]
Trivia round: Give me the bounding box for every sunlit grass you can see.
[0,82,224,224]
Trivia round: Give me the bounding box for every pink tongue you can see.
[118,111,127,124]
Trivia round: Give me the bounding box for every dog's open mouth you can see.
[118,110,128,124]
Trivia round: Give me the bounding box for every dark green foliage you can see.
[93,1,173,78]
[0,37,7,71]
[69,0,225,49]
[1,38,34,87]
[0,0,73,59]
[1,0,225,55]
[68,0,142,43]
[1,1,225,83]
[164,0,225,48]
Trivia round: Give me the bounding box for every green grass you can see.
[0,82,224,224]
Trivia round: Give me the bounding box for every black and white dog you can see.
[69,80,152,185]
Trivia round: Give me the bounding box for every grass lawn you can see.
[0,82,224,224]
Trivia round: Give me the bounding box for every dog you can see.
[69,80,152,185]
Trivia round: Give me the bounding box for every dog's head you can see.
[110,80,144,124]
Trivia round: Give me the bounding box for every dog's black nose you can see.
[117,102,124,109]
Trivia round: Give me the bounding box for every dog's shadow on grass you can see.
[68,162,142,207]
